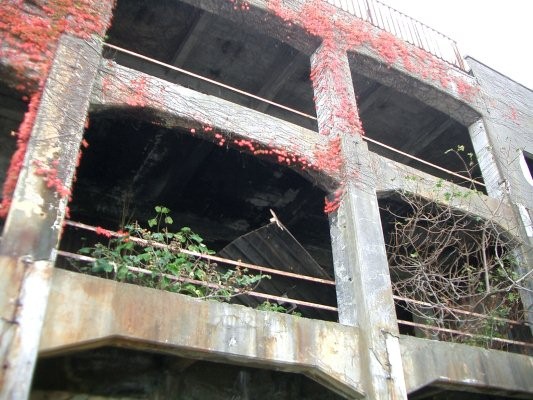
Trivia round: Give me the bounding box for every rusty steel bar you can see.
[57,250,338,312]
[398,319,533,349]
[363,136,486,187]
[103,43,317,121]
[63,220,337,286]
[393,295,529,327]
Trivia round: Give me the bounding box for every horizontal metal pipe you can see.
[63,220,336,285]
[103,43,317,121]
[57,250,338,312]
[393,295,529,327]
[398,319,533,348]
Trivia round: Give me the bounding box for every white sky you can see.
[379,0,533,89]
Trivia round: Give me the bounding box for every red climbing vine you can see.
[0,0,114,218]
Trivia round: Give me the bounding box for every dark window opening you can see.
[350,67,484,192]
[59,111,336,320]
[104,0,317,130]
[32,347,346,399]
[379,193,532,354]
[0,82,28,233]
[522,151,533,182]
[409,387,528,400]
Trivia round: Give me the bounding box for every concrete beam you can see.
[371,152,521,238]
[311,43,407,399]
[468,119,533,331]
[401,335,533,398]
[91,62,336,188]
[0,35,102,400]
[40,269,366,399]
[348,50,481,128]
[177,0,320,55]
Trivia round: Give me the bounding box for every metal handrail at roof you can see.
[326,0,466,71]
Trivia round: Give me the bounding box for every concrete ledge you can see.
[90,62,337,189]
[372,152,520,238]
[39,269,365,399]
[401,335,533,398]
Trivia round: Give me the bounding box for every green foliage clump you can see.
[79,206,267,301]
[257,301,301,316]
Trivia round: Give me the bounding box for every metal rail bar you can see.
[103,43,318,121]
[398,319,533,348]
[363,136,486,187]
[64,220,336,286]
[57,250,338,312]
[103,43,483,188]
[393,295,529,327]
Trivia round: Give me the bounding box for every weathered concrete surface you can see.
[0,35,102,400]
[371,152,521,239]
[348,51,481,127]
[401,335,533,398]
[179,0,480,127]
[467,58,533,332]
[468,119,505,198]
[91,62,337,189]
[39,269,365,399]
[178,0,321,56]
[311,43,407,399]
[467,58,533,210]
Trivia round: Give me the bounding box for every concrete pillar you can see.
[468,119,533,332]
[468,119,504,197]
[0,35,102,400]
[311,43,407,399]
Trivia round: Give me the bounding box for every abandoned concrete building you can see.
[1,0,533,399]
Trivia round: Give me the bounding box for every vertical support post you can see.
[468,119,503,197]
[468,119,533,332]
[311,42,407,399]
[0,35,102,399]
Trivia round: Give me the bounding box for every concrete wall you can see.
[0,2,532,399]
[467,57,533,212]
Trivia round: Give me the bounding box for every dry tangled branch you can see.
[382,150,531,349]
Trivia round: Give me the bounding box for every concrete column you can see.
[468,119,533,332]
[311,43,407,399]
[468,119,504,197]
[0,35,102,400]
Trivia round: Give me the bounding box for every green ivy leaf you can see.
[190,233,203,243]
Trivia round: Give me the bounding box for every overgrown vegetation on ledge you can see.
[382,149,532,353]
[78,206,267,302]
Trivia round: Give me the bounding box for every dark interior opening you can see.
[31,347,345,399]
[523,151,533,180]
[409,386,529,400]
[379,193,531,354]
[59,110,335,319]
[350,68,484,191]
[0,81,27,232]
[104,0,317,131]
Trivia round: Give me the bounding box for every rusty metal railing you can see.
[326,0,466,71]
[58,220,338,315]
[394,295,533,350]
